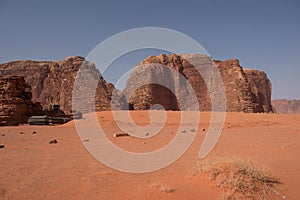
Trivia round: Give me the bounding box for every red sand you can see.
[1,111,300,199]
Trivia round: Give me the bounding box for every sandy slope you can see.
[0,111,300,199]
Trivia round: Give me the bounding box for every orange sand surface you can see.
[1,111,300,199]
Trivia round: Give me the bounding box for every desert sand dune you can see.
[0,111,300,199]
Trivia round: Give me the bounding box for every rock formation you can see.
[123,54,210,111]
[214,59,273,112]
[244,69,273,112]
[124,54,274,113]
[0,76,43,125]
[0,56,114,115]
[272,99,300,114]
[0,54,274,120]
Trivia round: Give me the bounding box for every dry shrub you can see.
[195,157,284,200]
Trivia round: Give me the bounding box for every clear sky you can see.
[0,0,299,99]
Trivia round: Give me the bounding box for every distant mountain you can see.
[272,99,300,114]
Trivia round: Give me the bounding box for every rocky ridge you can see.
[0,54,274,125]
[0,56,115,115]
[272,99,300,114]
[125,54,273,113]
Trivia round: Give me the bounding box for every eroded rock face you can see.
[214,59,271,112]
[0,54,274,115]
[123,58,180,110]
[0,76,43,125]
[124,54,273,113]
[123,54,212,111]
[244,69,273,112]
[272,99,300,114]
[0,56,114,114]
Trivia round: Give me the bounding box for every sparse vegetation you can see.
[194,156,283,200]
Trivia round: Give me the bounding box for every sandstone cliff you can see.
[0,54,274,118]
[0,76,43,125]
[0,56,114,114]
[124,54,273,113]
[244,69,273,112]
[272,99,300,114]
[123,54,210,111]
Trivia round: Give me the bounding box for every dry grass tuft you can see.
[195,157,283,200]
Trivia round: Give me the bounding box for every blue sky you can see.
[0,0,299,99]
